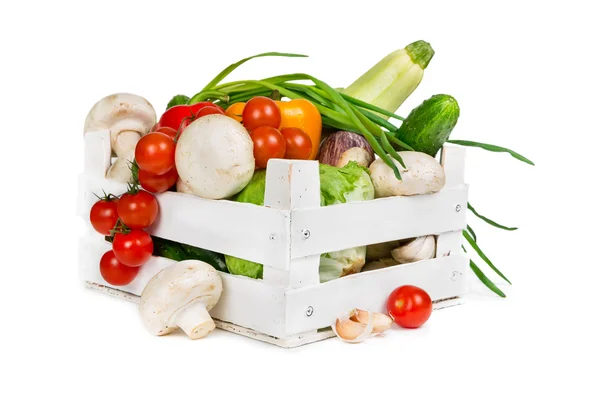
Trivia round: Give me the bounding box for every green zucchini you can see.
[395,94,460,157]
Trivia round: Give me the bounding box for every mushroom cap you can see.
[84,93,156,157]
[139,260,223,336]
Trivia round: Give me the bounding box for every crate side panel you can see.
[284,255,468,335]
[80,237,287,338]
[290,186,468,258]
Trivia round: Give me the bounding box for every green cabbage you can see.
[225,162,374,281]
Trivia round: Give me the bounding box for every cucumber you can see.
[152,236,229,273]
[395,94,460,157]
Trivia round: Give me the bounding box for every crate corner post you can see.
[263,159,324,345]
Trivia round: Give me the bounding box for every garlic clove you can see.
[350,309,393,334]
[391,235,436,264]
[333,310,374,343]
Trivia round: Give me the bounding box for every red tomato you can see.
[135,132,176,175]
[179,117,193,133]
[89,198,119,235]
[154,126,177,140]
[139,167,178,193]
[157,102,216,130]
[387,285,432,328]
[195,106,225,118]
[242,96,281,130]
[250,126,286,169]
[99,250,140,286]
[112,230,153,267]
[281,128,313,160]
[117,190,159,229]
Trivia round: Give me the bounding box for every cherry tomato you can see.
[250,126,286,169]
[179,117,194,132]
[135,132,176,175]
[196,106,225,118]
[225,102,245,122]
[117,190,159,229]
[387,285,432,328]
[99,250,140,286]
[89,197,119,235]
[112,230,153,267]
[281,128,313,160]
[242,96,281,130]
[154,126,177,140]
[139,167,178,193]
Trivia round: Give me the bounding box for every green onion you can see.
[468,202,518,231]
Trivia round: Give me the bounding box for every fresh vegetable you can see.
[175,114,255,200]
[139,260,222,340]
[112,229,153,267]
[395,94,460,157]
[333,309,393,343]
[117,190,159,229]
[242,96,281,130]
[369,151,445,197]
[250,126,286,169]
[106,153,136,184]
[166,94,190,109]
[361,258,400,272]
[84,93,156,158]
[225,163,374,280]
[281,128,312,160]
[156,101,220,130]
[184,53,412,178]
[275,99,322,160]
[387,285,432,328]
[391,235,436,264]
[366,240,401,262]
[99,250,139,286]
[225,255,263,279]
[135,132,176,175]
[154,126,177,140]
[138,167,178,193]
[151,236,228,273]
[344,40,434,117]
[225,102,245,122]
[89,194,119,235]
[319,131,374,168]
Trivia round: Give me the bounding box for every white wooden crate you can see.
[78,130,469,347]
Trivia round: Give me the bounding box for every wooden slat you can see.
[441,145,466,189]
[149,191,290,270]
[284,254,468,335]
[84,130,112,177]
[79,238,288,338]
[79,174,291,269]
[290,186,468,259]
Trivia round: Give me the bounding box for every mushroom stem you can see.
[175,301,215,340]
[114,130,143,157]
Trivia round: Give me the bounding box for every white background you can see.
[1,0,598,410]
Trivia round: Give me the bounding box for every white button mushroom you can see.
[139,260,223,340]
[175,114,255,199]
[84,93,156,158]
[369,151,446,197]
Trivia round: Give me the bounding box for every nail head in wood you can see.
[306,306,314,317]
